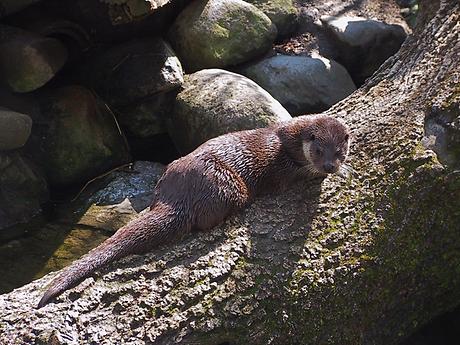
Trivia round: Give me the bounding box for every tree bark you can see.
[1,1,459,344]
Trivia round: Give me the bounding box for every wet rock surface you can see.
[65,161,166,232]
[168,0,277,71]
[169,68,291,153]
[239,54,356,115]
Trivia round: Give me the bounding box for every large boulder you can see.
[168,69,291,153]
[0,153,48,240]
[239,54,356,115]
[320,15,407,84]
[0,108,32,150]
[0,25,68,93]
[36,86,131,186]
[88,38,183,107]
[245,0,299,38]
[168,0,277,72]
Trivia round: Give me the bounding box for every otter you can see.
[37,114,350,308]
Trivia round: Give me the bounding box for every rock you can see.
[320,15,407,84]
[169,69,291,153]
[0,25,68,93]
[36,85,131,186]
[89,38,183,107]
[67,161,166,231]
[239,54,356,115]
[116,92,176,139]
[0,108,32,150]
[0,152,48,240]
[245,0,298,38]
[168,0,277,72]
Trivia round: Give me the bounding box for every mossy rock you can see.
[38,86,131,186]
[168,69,291,153]
[245,0,298,38]
[168,0,277,72]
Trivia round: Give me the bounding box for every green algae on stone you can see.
[38,86,131,186]
[245,0,298,38]
[168,0,277,71]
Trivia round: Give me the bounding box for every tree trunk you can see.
[1,1,459,344]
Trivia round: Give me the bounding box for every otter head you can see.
[300,116,350,175]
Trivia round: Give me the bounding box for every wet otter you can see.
[38,114,350,308]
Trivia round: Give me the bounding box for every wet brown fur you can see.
[38,115,350,308]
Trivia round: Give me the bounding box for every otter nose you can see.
[323,162,335,173]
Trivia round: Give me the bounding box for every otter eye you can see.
[316,148,322,156]
[310,134,315,141]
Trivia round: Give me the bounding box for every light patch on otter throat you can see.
[302,141,312,163]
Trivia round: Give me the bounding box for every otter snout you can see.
[323,162,335,173]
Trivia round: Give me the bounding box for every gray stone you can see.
[0,108,32,150]
[0,25,68,93]
[320,15,407,84]
[239,54,356,115]
[168,0,277,71]
[169,69,291,153]
[63,161,166,232]
[36,85,131,186]
[89,38,183,107]
[245,0,299,38]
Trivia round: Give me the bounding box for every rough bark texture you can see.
[1,1,460,344]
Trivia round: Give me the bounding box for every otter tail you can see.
[37,203,187,308]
